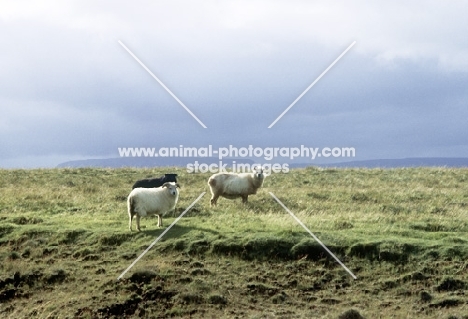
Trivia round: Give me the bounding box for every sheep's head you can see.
[164,173,178,182]
[162,182,180,196]
[252,166,265,183]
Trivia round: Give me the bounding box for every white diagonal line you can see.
[269,192,357,279]
[117,192,206,281]
[118,40,207,128]
[268,41,356,128]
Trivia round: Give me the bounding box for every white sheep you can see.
[127,182,180,231]
[208,166,265,206]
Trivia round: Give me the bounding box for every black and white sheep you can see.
[127,182,180,231]
[132,173,178,189]
[207,167,265,206]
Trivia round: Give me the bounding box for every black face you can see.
[164,174,178,182]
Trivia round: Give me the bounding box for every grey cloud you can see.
[1,1,467,168]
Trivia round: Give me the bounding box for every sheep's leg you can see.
[210,189,221,206]
[128,201,136,231]
[210,194,219,207]
[242,195,248,203]
[157,215,163,228]
[209,187,220,207]
[136,215,141,231]
[129,214,133,231]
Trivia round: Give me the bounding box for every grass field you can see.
[0,167,467,318]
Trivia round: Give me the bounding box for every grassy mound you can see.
[0,167,467,318]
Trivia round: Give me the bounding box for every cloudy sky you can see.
[1,1,467,168]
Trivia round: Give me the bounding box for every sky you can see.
[1,0,467,168]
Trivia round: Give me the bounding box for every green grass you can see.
[0,167,467,318]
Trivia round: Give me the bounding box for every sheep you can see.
[127,182,180,231]
[132,173,178,189]
[207,166,265,206]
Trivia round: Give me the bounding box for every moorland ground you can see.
[0,167,467,318]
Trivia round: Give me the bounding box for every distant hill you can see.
[57,157,468,169]
[312,157,468,168]
[56,157,256,168]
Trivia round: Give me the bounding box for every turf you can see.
[0,167,467,318]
